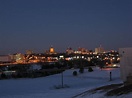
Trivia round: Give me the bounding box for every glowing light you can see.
[60,55,64,58]
[113,64,117,67]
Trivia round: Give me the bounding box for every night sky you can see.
[0,0,132,54]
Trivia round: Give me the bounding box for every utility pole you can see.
[110,71,112,81]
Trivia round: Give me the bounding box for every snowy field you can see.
[0,67,131,98]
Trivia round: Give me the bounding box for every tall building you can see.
[74,47,89,54]
[95,45,104,54]
[66,47,74,54]
[26,50,33,55]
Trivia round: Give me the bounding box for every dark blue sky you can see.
[0,0,132,54]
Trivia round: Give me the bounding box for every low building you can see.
[0,55,11,63]
[119,48,132,84]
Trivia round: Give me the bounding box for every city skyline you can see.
[0,0,132,54]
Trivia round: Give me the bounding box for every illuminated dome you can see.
[49,47,55,53]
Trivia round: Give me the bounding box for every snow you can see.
[0,67,131,98]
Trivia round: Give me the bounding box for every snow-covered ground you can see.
[0,67,131,98]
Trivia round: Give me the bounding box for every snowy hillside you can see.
[0,67,131,98]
